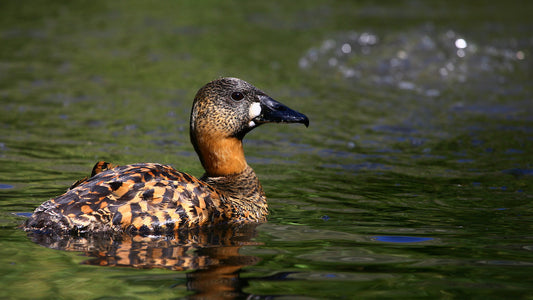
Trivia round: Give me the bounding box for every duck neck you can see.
[192,132,268,220]
[194,134,248,177]
[201,165,267,221]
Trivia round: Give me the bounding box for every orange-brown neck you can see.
[193,133,248,177]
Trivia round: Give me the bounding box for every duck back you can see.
[24,163,232,235]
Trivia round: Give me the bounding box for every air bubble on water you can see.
[446,30,456,39]
[455,38,467,49]
[359,32,378,46]
[446,62,455,71]
[425,89,440,97]
[340,66,358,78]
[397,50,408,59]
[321,39,336,51]
[299,57,309,69]
[307,49,319,62]
[420,35,436,49]
[398,81,416,90]
[390,58,402,68]
[341,43,352,54]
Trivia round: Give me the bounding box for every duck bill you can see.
[255,95,309,127]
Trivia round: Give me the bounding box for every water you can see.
[1,1,532,299]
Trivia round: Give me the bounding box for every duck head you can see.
[190,77,309,177]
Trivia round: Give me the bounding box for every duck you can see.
[24,77,309,235]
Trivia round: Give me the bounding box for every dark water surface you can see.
[1,1,532,299]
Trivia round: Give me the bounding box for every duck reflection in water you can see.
[27,223,284,299]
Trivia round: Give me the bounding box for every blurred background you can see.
[1,1,531,299]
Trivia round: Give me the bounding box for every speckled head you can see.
[190,77,309,176]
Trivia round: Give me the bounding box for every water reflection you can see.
[27,224,263,299]
[373,236,434,243]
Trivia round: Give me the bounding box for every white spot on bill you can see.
[249,102,262,119]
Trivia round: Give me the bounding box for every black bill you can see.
[254,95,309,127]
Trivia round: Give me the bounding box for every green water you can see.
[1,1,532,299]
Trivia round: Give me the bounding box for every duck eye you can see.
[231,92,244,101]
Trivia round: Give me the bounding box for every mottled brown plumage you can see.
[67,161,118,191]
[24,77,308,235]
